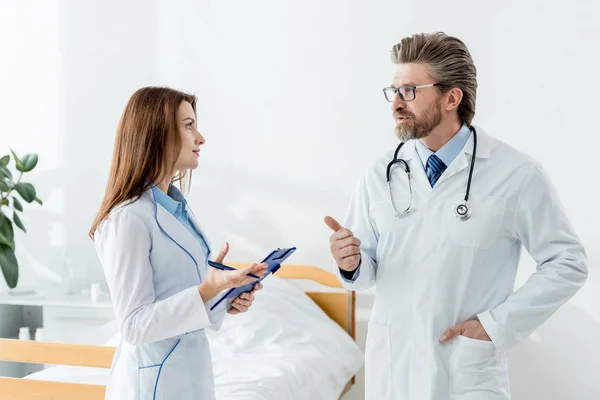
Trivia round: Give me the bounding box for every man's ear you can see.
[445,87,463,112]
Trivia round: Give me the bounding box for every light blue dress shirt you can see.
[414,124,472,172]
[151,185,210,261]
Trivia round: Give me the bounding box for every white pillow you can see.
[207,276,364,400]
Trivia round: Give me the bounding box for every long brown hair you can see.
[89,86,197,239]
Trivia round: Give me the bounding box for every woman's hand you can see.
[228,282,263,315]
[197,242,267,302]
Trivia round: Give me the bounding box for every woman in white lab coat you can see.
[89,87,267,400]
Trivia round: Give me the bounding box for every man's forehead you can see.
[392,63,430,86]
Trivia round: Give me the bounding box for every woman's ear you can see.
[445,87,463,112]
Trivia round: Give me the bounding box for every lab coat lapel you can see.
[155,206,205,268]
[186,206,212,261]
[145,189,205,271]
[434,148,469,188]
[433,126,492,188]
[404,141,432,193]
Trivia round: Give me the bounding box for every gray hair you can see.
[391,32,477,125]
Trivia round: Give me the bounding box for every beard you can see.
[394,98,443,141]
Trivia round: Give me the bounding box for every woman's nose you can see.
[196,130,205,145]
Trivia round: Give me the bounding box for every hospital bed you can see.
[0,264,362,400]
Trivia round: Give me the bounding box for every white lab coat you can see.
[336,127,587,400]
[94,188,228,400]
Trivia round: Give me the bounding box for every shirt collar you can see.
[414,124,472,169]
[151,184,187,215]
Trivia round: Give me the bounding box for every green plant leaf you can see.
[0,180,10,192]
[0,214,14,244]
[34,197,43,205]
[0,165,11,180]
[0,244,18,289]
[10,149,25,172]
[12,197,23,212]
[13,211,25,233]
[14,182,36,203]
[20,154,38,172]
[0,156,9,166]
[0,229,13,248]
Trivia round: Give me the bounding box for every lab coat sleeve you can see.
[477,165,587,352]
[334,173,379,291]
[95,210,213,346]
[196,233,228,330]
[204,292,228,331]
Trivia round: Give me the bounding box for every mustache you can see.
[393,110,413,118]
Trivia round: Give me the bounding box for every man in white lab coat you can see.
[325,32,587,400]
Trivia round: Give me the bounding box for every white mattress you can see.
[25,276,364,399]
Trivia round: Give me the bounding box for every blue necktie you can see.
[426,154,447,187]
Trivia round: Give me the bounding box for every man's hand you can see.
[324,216,361,272]
[440,319,491,342]
[228,283,263,315]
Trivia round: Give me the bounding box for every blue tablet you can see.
[209,247,296,311]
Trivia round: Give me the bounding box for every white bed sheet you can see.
[25,276,364,399]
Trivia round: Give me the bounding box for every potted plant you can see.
[0,150,42,290]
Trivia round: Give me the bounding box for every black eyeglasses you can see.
[382,83,441,102]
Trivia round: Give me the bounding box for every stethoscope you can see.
[386,125,477,220]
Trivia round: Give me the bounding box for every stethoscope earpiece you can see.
[454,203,471,220]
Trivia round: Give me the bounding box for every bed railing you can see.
[0,264,357,399]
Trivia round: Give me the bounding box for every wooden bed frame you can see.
[0,264,356,400]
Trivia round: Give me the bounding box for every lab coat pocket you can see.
[444,195,506,249]
[136,337,193,399]
[365,322,392,400]
[449,335,509,398]
[138,365,160,399]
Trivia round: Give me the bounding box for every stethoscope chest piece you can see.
[454,203,471,220]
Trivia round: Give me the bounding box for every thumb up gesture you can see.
[324,216,361,272]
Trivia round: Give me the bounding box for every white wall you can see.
[1,0,598,399]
